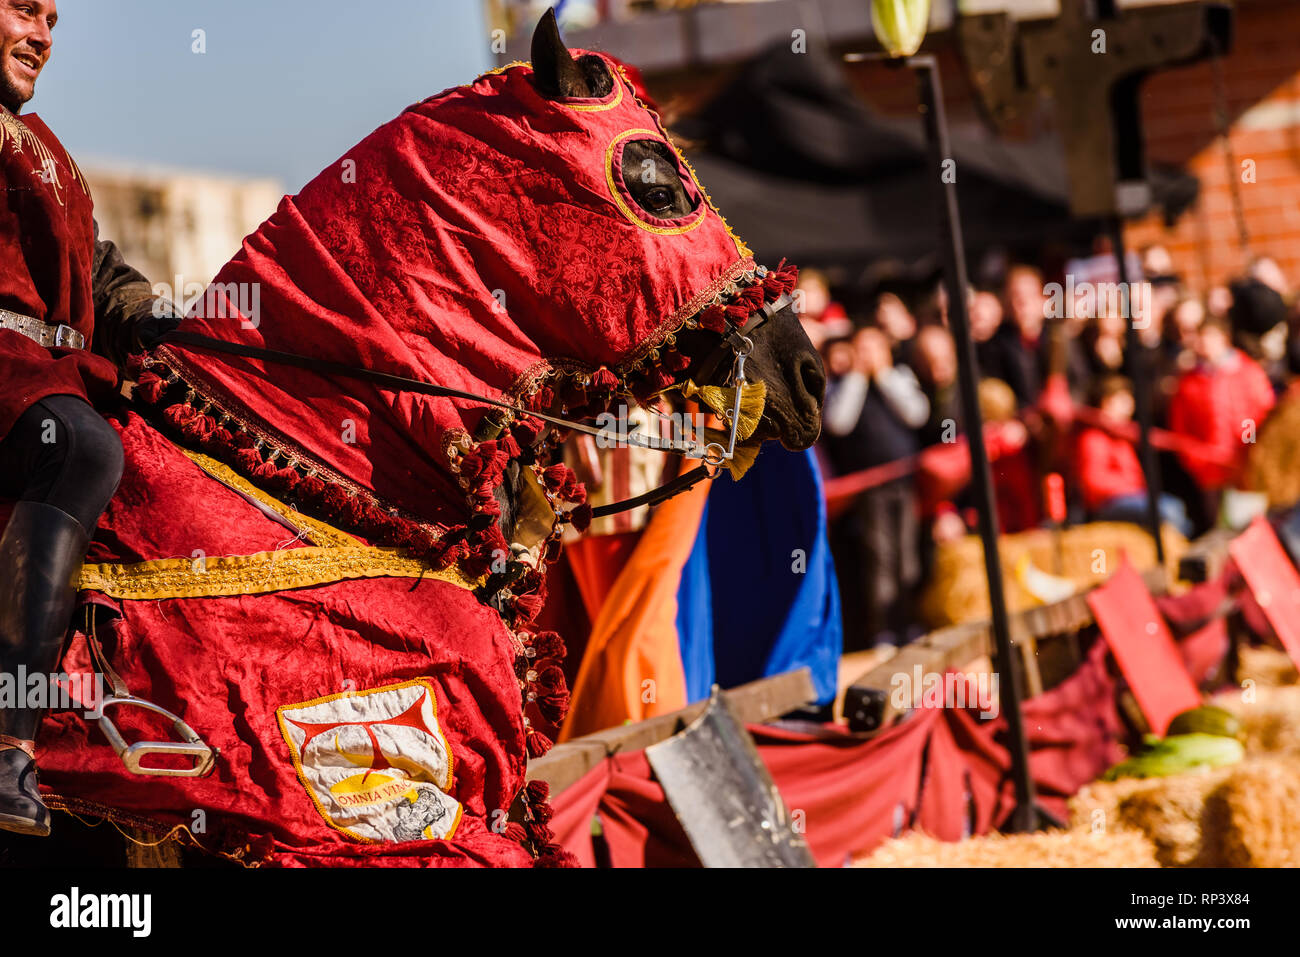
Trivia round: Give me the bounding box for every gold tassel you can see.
[726,440,763,479]
[700,429,763,480]
[678,379,766,442]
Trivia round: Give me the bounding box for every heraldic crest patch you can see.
[276,679,463,843]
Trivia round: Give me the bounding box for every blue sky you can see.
[30,0,493,192]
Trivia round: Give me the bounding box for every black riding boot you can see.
[0,501,90,836]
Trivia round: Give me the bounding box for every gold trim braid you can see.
[79,546,484,601]
[181,449,363,549]
[0,109,91,208]
[78,448,485,600]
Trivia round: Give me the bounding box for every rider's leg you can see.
[0,395,126,531]
[0,395,124,836]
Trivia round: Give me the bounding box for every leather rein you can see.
[157,291,792,520]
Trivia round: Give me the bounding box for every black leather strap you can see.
[156,332,719,517]
[588,465,711,519]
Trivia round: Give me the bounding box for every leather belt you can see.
[0,307,86,350]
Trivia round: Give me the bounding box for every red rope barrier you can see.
[822,399,1241,511]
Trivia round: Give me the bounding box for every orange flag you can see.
[559,481,710,740]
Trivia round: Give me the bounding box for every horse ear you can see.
[531,7,592,98]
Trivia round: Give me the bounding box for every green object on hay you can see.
[1165,704,1242,741]
[1102,733,1245,781]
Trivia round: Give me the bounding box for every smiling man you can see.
[0,0,181,837]
[0,3,44,100]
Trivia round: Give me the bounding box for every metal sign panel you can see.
[1229,517,1300,671]
[646,687,815,868]
[1087,561,1200,735]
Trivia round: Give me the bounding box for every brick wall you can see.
[833,1,1300,292]
[1126,0,1300,291]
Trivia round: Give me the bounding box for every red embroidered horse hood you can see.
[140,56,793,577]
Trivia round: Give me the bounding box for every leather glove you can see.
[131,301,184,353]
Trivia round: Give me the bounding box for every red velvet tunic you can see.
[0,109,118,441]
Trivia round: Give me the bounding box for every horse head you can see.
[135,9,822,620]
[529,11,824,455]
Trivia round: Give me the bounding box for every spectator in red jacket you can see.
[1076,376,1192,535]
[1168,316,1276,494]
[980,378,1039,533]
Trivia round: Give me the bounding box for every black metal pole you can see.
[1111,217,1166,565]
[911,55,1038,833]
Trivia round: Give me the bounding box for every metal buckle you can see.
[95,696,218,777]
[53,323,83,349]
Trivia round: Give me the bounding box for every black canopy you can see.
[677,44,1197,279]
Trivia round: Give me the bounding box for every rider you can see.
[0,0,180,836]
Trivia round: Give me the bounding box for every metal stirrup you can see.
[95,697,217,778]
[81,609,218,778]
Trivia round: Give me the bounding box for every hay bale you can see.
[1109,771,1229,867]
[1202,758,1300,867]
[1236,645,1299,687]
[1070,755,1300,867]
[862,756,1299,868]
[1212,686,1300,755]
[855,829,1158,868]
[1069,777,1155,832]
[1070,767,1233,867]
[920,523,1185,627]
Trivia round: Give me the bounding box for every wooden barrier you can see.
[527,668,817,795]
[843,565,1169,734]
[1178,527,1237,583]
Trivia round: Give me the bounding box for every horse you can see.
[0,11,823,868]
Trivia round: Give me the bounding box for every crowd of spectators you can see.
[805,246,1298,649]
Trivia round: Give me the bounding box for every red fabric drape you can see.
[1090,562,1202,736]
[545,761,610,869]
[33,413,535,867]
[564,532,641,624]
[596,751,700,868]
[1152,575,1233,686]
[159,56,755,534]
[754,714,937,865]
[550,639,1125,866]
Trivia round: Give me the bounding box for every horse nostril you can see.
[798,355,826,405]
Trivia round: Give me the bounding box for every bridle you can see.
[598,289,793,461]
[158,290,792,520]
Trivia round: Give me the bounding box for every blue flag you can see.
[676,446,842,707]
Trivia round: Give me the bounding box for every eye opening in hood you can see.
[605,128,706,235]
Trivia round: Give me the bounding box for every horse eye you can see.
[644,186,673,212]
